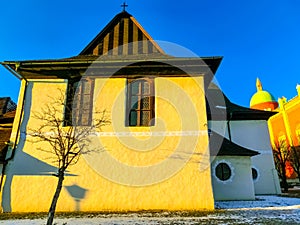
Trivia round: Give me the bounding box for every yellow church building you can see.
[0,10,223,212]
[0,9,281,212]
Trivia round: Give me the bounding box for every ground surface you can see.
[1,195,300,224]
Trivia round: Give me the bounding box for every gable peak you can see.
[80,11,164,56]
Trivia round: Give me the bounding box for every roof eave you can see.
[0,62,23,80]
[2,56,222,81]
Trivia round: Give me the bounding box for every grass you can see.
[0,210,224,220]
[0,212,47,220]
[0,210,299,225]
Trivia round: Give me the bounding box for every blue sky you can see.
[0,1,299,107]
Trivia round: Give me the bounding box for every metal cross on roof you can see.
[121,2,128,11]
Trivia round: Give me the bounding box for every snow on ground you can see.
[1,195,300,224]
[215,195,300,210]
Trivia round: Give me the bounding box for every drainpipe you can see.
[6,79,28,160]
[227,112,233,141]
[0,64,28,191]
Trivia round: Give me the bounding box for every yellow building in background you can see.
[0,10,222,212]
[268,85,300,148]
[250,78,300,179]
[268,85,300,179]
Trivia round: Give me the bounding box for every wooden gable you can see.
[80,11,165,56]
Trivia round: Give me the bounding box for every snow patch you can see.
[215,195,300,210]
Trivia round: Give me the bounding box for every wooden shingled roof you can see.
[206,83,276,121]
[0,97,16,162]
[80,11,165,56]
[0,97,17,116]
[1,11,222,88]
[0,110,15,162]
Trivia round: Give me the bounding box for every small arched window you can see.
[126,78,155,126]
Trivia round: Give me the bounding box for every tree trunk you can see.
[296,170,300,183]
[47,169,65,225]
[281,164,289,192]
[281,177,289,192]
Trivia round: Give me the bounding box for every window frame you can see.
[126,77,155,127]
[64,78,95,126]
[215,162,232,182]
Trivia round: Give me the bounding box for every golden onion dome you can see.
[250,78,278,110]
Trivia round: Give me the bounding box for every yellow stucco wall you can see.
[1,76,214,212]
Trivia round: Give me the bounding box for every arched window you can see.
[126,78,155,126]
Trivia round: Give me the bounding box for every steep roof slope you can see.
[209,131,259,157]
[206,83,276,120]
[0,97,17,116]
[80,11,165,56]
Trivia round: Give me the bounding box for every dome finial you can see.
[256,77,263,91]
[296,84,300,96]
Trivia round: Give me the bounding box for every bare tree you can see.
[272,140,290,192]
[29,90,109,225]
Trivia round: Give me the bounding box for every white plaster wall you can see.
[209,120,281,195]
[211,156,255,201]
[251,154,281,194]
[208,120,273,151]
[230,120,281,195]
[208,121,228,139]
[230,120,272,151]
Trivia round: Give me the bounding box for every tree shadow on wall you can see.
[1,151,72,212]
[1,83,77,212]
